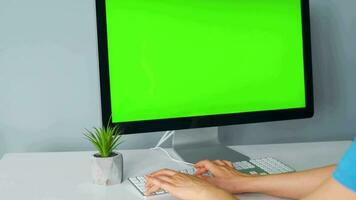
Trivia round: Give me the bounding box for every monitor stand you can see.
[172,127,250,164]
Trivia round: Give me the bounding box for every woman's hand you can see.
[195,160,253,193]
[145,168,237,200]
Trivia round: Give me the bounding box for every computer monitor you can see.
[95,0,314,163]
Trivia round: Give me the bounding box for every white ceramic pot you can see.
[91,152,123,185]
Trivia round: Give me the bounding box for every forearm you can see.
[238,165,336,199]
[203,188,239,200]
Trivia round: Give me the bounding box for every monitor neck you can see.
[172,127,250,163]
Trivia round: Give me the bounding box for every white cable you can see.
[152,147,194,166]
[153,130,174,148]
[155,131,170,147]
[151,130,194,166]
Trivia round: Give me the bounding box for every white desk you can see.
[0,141,351,200]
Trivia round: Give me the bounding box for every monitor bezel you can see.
[95,0,314,134]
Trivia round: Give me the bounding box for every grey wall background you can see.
[220,0,356,144]
[0,0,355,158]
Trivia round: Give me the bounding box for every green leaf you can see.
[84,125,123,157]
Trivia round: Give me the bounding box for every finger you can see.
[145,177,175,194]
[145,184,161,196]
[222,160,234,168]
[152,175,176,184]
[145,175,174,195]
[145,181,152,188]
[195,160,221,175]
[150,168,177,177]
[145,181,154,190]
[145,175,154,187]
[195,167,208,175]
[195,160,216,168]
[213,160,226,166]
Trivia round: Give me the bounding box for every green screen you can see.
[105,0,306,123]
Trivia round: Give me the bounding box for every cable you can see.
[154,130,174,148]
[151,147,194,166]
[151,130,194,166]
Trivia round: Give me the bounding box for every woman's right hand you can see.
[195,160,254,193]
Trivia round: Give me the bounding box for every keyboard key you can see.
[249,171,258,175]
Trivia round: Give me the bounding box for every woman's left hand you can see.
[145,169,237,200]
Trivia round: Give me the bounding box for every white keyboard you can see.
[129,157,295,197]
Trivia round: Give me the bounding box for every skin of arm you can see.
[195,160,336,200]
[243,165,336,199]
[301,177,356,200]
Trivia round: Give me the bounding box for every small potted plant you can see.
[84,124,123,185]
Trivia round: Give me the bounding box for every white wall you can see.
[0,0,355,158]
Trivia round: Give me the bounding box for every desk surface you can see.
[0,141,352,200]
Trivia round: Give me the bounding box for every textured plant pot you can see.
[92,152,123,185]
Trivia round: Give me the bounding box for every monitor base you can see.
[172,127,250,164]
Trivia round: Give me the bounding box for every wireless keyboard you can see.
[129,157,295,197]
